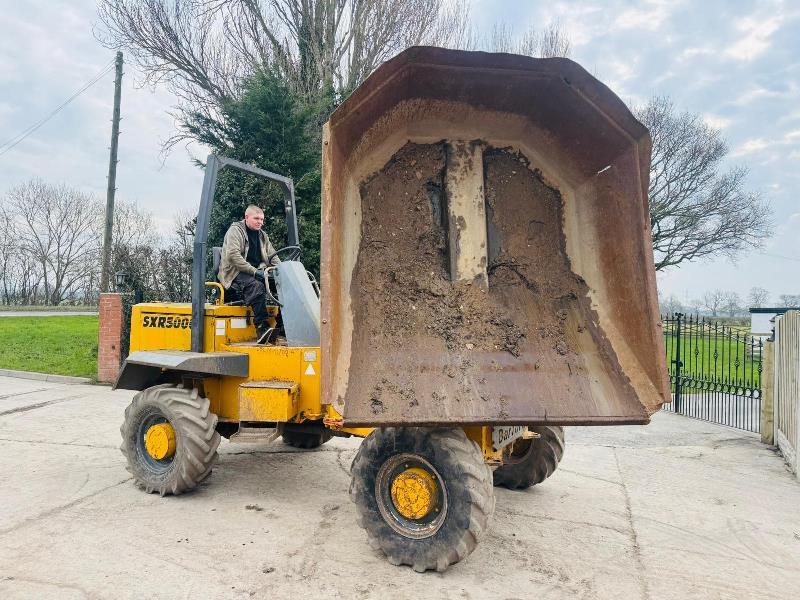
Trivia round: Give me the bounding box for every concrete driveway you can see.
[0,375,798,599]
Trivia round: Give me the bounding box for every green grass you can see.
[664,331,762,389]
[0,316,98,379]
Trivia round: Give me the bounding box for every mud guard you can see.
[114,350,248,391]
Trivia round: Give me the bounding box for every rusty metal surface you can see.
[320,47,669,427]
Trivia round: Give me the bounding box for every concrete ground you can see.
[0,376,798,599]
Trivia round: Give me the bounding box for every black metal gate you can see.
[662,313,763,433]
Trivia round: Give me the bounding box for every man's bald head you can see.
[244,205,264,230]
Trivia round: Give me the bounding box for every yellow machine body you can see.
[123,46,668,457]
[127,301,505,453]
[130,302,321,423]
[115,47,664,572]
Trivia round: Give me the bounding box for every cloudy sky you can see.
[0,0,207,234]
[1,0,798,306]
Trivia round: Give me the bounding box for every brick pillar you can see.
[98,293,124,383]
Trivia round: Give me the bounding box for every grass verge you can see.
[0,316,98,379]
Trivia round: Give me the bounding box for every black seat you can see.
[211,247,242,304]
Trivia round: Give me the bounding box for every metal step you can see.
[229,425,281,444]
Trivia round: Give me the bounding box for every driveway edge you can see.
[0,368,93,385]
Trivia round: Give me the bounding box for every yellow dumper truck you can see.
[115,47,669,572]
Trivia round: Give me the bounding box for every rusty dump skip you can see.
[320,47,670,427]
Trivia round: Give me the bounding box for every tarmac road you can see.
[0,375,798,599]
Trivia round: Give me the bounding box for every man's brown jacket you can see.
[218,220,280,289]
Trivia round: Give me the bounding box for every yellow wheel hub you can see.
[144,423,176,460]
[390,467,439,520]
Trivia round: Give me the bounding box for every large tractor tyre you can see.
[120,384,221,496]
[350,427,495,573]
[281,423,333,449]
[493,426,565,490]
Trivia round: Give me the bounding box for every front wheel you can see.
[349,428,495,572]
[120,384,220,496]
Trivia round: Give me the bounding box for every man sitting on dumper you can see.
[218,205,281,341]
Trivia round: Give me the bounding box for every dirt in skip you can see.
[483,147,589,376]
[344,142,637,424]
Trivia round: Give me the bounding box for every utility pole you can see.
[100,51,123,293]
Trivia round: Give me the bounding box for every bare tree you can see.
[747,286,769,308]
[484,22,570,57]
[685,297,702,314]
[90,199,165,304]
[0,203,44,305]
[701,289,725,317]
[6,180,102,305]
[657,291,683,316]
[721,291,742,317]
[110,204,201,303]
[529,22,571,58]
[635,96,772,271]
[1,183,210,306]
[112,199,160,252]
[0,206,16,303]
[157,209,196,301]
[97,0,471,140]
[778,294,800,307]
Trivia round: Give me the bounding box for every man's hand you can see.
[254,268,265,281]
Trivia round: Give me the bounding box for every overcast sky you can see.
[1,0,798,306]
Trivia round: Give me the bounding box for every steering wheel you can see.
[267,245,301,263]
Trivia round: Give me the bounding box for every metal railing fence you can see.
[662,313,763,433]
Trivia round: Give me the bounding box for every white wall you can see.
[751,312,776,336]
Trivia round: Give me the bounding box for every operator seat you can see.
[211,246,242,304]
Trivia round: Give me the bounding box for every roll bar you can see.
[190,154,298,353]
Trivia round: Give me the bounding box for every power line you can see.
[0,59,116,158]
[0,60,116,156]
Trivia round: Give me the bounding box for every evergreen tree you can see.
[185,71,322,276]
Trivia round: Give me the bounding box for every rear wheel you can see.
[350,427,495,572]
[493,426,565,490]
[120,384,220,496]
